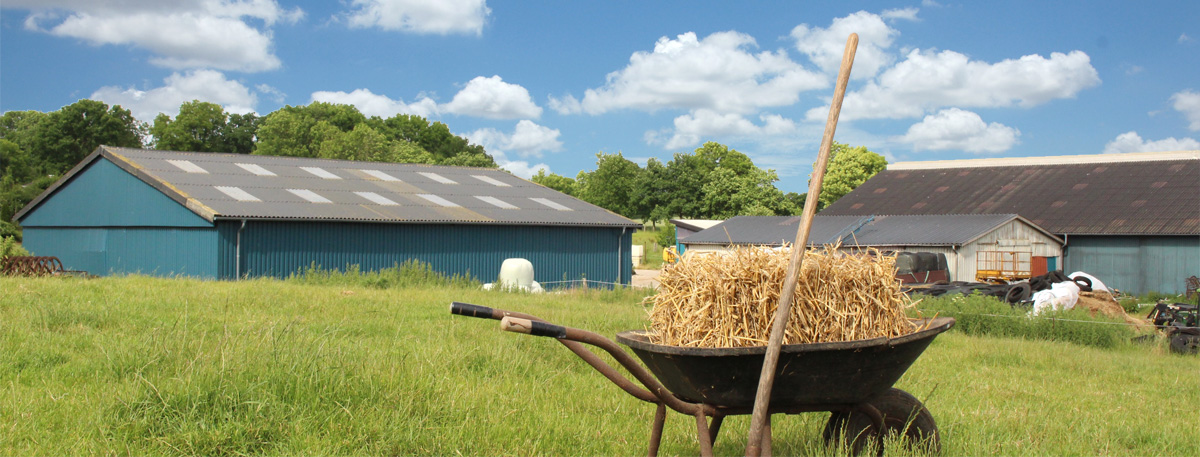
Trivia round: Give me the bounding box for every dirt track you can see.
[632,269,661,289]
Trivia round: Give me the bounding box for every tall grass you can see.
[911,293,1143,349]
[285,260,478,289]
[1,275,1196,456]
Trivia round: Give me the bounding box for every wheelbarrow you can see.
[450,302,955,456]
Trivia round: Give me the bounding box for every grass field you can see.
[2,275,1197,456]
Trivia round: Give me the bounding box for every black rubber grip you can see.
[450,302,494,319]
[527,321,568,339]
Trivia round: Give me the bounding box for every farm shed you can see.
[668,218,723,255]
[680,214,1063,283]
[821,150,1200,294]
[14,146,640,285]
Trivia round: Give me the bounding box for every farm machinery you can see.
[1146,301,1200,355]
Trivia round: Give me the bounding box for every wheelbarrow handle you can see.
[500,316,568,339]
[450,301,495,319]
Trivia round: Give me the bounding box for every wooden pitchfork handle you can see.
[745,32,858,457]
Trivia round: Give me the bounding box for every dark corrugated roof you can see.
[821,151,1200,235]
[683,213,1053,247]
[17,146,640,228]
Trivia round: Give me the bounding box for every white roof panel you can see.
[418,194,460,207]
[215,186,260,202]
[301,166,341,179]
[355,191,399,206]
[288,188,332,203]
[475,195,517,209]
[167,159,208,174]
[236,163,276,176]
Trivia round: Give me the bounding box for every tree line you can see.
[534,141,886,224]
[1,98,885,238]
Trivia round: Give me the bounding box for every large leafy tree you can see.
[28,99,145,173]
[256,103,496,167]
[700,167,791,218]
[576,152,643,217]
[814,142,887,210]
[255,102,366,158]
[150,101,260,154]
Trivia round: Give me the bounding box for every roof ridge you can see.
[110,146,503,172]
[889,150,1199,170]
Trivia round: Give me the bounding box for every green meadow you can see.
[2,275,1196,456]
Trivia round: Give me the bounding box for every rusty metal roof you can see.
[17,146,640,228]
[821,152,1200,235]
[682,213,1056,247]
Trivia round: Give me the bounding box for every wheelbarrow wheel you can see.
[823,388,940,455]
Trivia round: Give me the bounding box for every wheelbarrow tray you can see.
[615,317,955,409]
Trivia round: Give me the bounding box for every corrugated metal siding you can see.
[19,159,211,227]
[1066,236,1200,294]
[21,227,218,277]
[219,220,633,285]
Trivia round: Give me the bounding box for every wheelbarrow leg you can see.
[708,414,726,446]
[648,403,666,457]
[694,410,714,457]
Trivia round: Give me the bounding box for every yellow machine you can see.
[663,246,679,264]
[975,250,1032,284]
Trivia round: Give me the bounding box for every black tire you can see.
[1049,270,1070,283]
[1169,331,1200,355]
[1004,283,1032,303]
[823,388,941,455]
[1072,275,1093,292]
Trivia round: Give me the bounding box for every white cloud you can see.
[311,88,438,118]
[463,121,558,178]
[812,49,1101,121]
[572,31,826,115]
[90,70,257,122]
[791,11,903,80]
[343,0,489,35]
[1103,131,1200,154]
[895,108,1020,153]
[443,76,543,119]
[652,109,797,150]
[1180,33,1194,44]
[466,120,561,159]
[1171,89,1200,131]
[17,0,302,73]
[881,7,920,22]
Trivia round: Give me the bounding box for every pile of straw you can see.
[647,245,914,348]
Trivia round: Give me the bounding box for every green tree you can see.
[28,99,145,173]
[530,169,578,196]
[814,143,887,210]
[220,113,259,154]
[370,114,496,166]
[700,167,790,218]
[255,102,367,158]
[151,100,227,152]
[576,152,643,217]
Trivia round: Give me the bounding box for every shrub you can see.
[910,293,1137,349]
[1,235,29,258]
[656,223,676,249]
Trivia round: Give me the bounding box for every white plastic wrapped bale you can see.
[482,258,544,293]
[1031,280,1081,316]
[1067,271,1109,292]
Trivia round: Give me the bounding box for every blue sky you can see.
[2,0,1198,193]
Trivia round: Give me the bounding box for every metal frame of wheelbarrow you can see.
[450,301,954,457]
